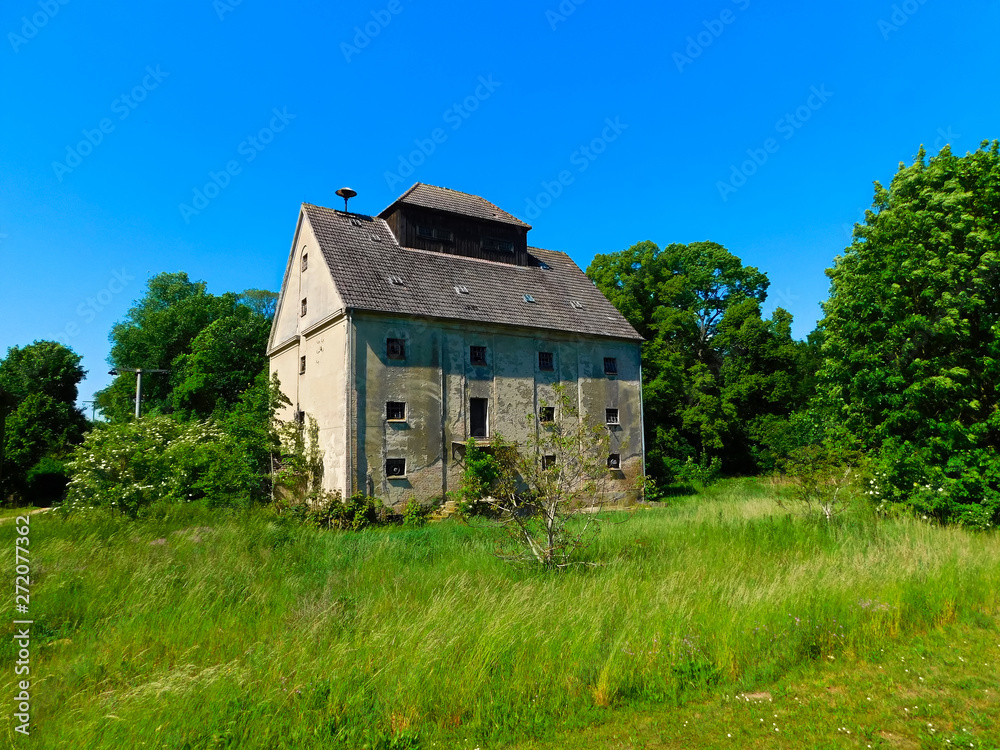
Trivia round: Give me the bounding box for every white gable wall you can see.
[269,210,350,496]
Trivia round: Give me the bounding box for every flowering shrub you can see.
[64,416,257,515]
[868,442,1000,528]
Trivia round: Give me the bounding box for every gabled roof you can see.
[379,183,532,229]
[302,203,642,342]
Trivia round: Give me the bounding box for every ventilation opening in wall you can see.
[387,338,406,360]
[386,458,406,477]
[608,454,621,470]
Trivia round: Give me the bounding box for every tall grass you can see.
[3,479,999,748]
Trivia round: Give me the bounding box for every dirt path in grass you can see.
[0,507,51,524]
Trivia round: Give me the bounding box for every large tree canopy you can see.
[0,340,86,406]
[97,272,275,423]
[0,341,87,500]
[589,241,815,481]
[171,305,273,420]
[821,141,1000,524]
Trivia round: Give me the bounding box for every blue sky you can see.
[2,0,998,407]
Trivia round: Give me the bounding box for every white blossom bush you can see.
[64,416,256,515]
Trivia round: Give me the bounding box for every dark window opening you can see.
[386,458,406,477]
[387,338,406,361]
[542,455,557,470]
[470,398,489,438]
[301,252,308,271]
[299,356,306,375]
[606,408,620,425]
[417,225,454,242]
[540,406,555,423]
[386,402,406,421]
[604,357,618,375]
[538,352,554,371]
[301,298,307,317]
[481,237,514,253]
[470,346,487,366]
[295,410,305,424]
[608,454,621,470]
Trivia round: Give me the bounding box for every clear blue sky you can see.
[2,0,998,407]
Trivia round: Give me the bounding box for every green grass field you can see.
[2,480,999,749]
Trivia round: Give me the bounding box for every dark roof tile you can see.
[303,203,642,342]
[380,182,532,229]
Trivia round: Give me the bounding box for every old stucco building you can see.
[268,183,644,507]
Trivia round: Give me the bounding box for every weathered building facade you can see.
[268,183,644,507]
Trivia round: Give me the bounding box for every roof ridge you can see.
[302,202,376,221]
[527,245,572,259]
[377,182,531,228]
[376,182,422,217]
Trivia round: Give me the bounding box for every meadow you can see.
[2,480,999,749]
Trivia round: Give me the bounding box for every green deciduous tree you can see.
[0,340,87,406]
[171,306,272,420]
[821,141,1000,525]
[588,241,815,481]
[0,341,87,501]
[97,272,274,422]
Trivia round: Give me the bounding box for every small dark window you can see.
[301,298,307,317]
[386,402,406,421]
[387,338,406,360]
[295,410,305,424]
[301,252,308,271]
[417,225,454,242]
[470,398,489,438]
[299,356,307,375]
[482,237,514,253]
[606,408,620,425]
[470,346,487,366]
[538,352,554,371]
[608,454,621,469]
[604,357,618,375]
[386,458,406,477]
[540,406,555,423]
[542,455,557,470]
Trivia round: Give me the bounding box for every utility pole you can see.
[82,400,99,422]
[108,368,170,419]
